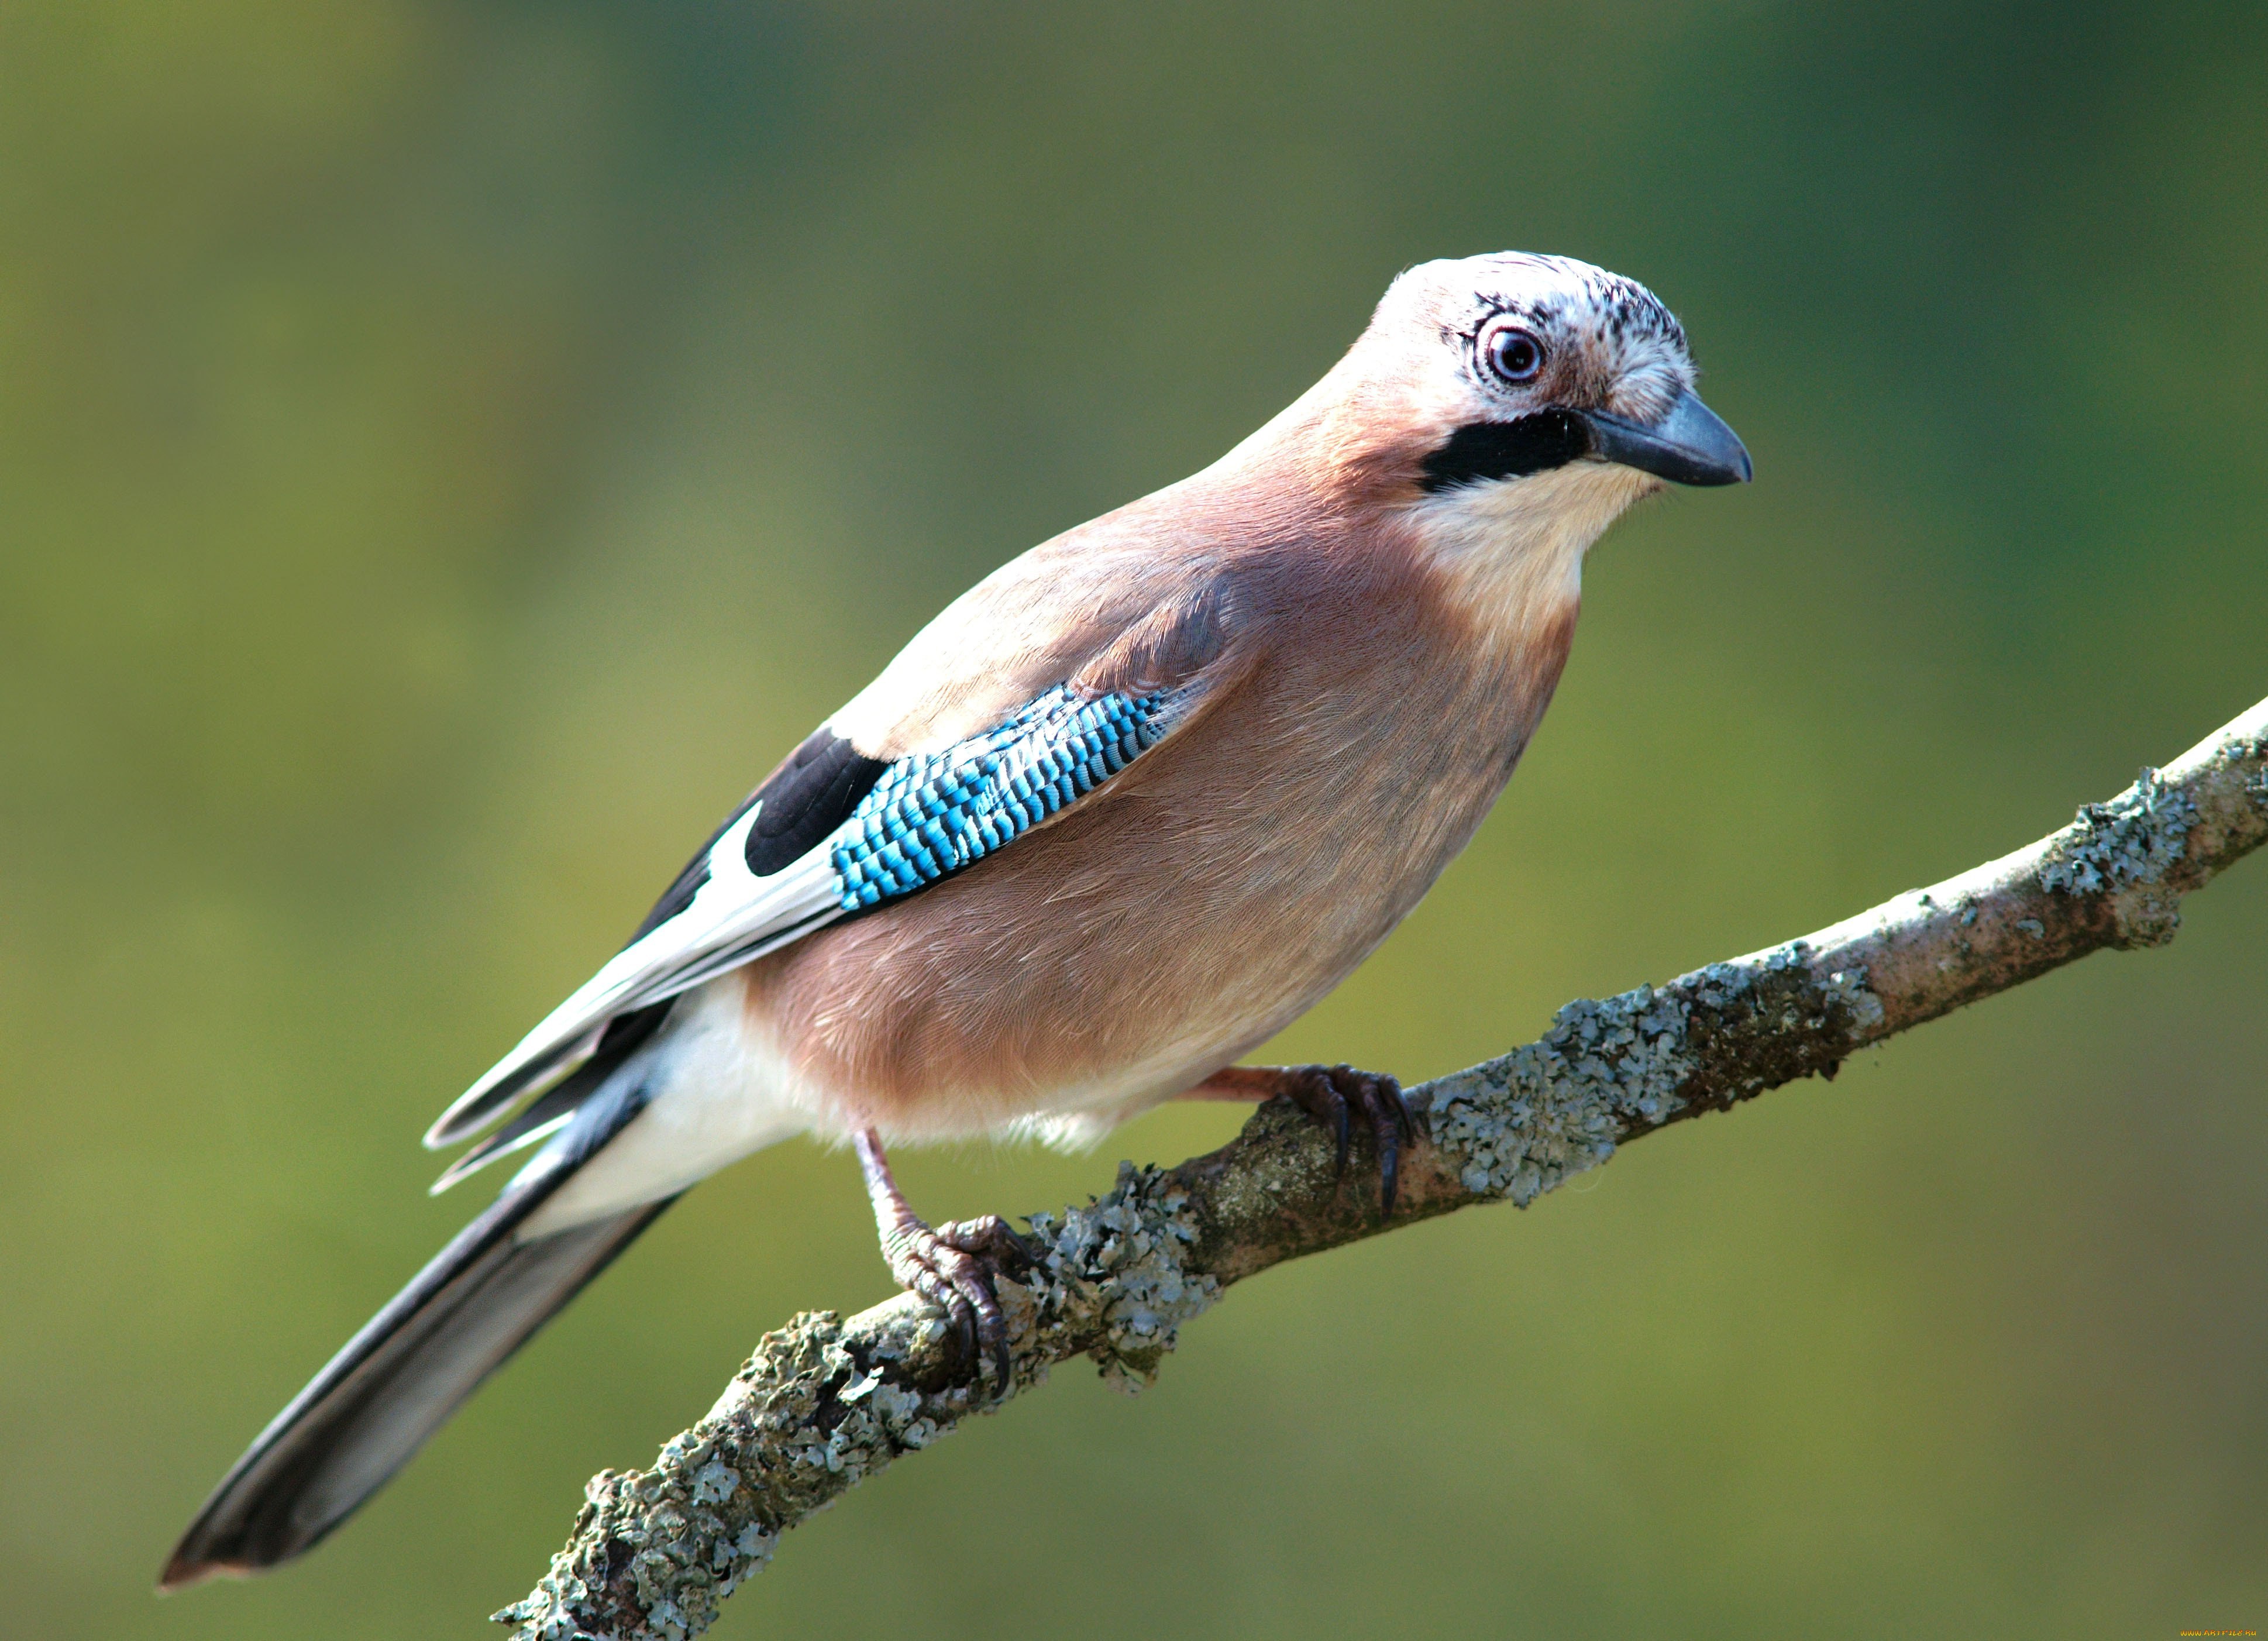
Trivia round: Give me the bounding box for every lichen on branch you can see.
[497,1164,1221,1640]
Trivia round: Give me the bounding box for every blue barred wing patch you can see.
[832,685,1168,909]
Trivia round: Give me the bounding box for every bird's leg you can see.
[1182,1064,1426,1216]
[852,1128,1031,1391]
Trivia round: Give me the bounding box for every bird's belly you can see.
[740,680,1529,1144]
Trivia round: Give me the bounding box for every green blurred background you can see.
[5,2,2266,1635]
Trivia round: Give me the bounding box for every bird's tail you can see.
[160,1079,667,1590]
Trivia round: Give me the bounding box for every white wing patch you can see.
[424,801,842,1148]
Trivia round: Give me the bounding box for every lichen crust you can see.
[1024,1160,1221,1391]
[1429,944,1883,1205]
[493,1308,972,1641]
[2036,765,2197,896]
[2035,765,2198,946]
[1430,978,1699,1205]
[494,1163,1221,1639]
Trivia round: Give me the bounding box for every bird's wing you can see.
[425,567,1247,1160]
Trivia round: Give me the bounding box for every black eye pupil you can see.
[1491,331,1540,381]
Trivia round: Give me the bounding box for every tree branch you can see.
[500,696,2268,1641]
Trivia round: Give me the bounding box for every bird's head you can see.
[1281,253,1750,608]
[1356,250,1749,493]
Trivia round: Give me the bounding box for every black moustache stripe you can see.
[1419,410,1591,493]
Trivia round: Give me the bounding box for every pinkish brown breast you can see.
[738,518,1581,1143]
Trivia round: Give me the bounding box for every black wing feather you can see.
[627,729,882,944]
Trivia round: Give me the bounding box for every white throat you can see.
[1406,460,1656,632]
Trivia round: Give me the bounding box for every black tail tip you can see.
[156,1547,256,1594]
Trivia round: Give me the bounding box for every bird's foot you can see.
[1276,1062,1426,1216]
[879,1212,1034,1391]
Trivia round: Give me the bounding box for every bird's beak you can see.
[1579,390,1752,486]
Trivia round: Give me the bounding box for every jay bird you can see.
[164,250,1750,1587]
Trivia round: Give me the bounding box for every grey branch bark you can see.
[501,696,2268,1641]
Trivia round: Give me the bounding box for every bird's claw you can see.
[1280,1063,1426,1216]
[881,1213,1034,1393]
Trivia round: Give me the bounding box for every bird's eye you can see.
[1484,325,1545,385]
